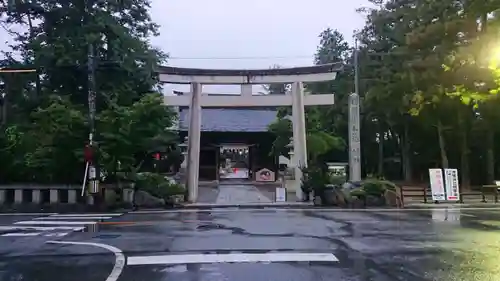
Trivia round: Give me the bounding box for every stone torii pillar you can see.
[186,83,202,202]
[291,82,308,200]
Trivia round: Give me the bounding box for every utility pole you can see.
[348,36,362,182]
[83,0,100,205]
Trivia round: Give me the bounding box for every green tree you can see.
[0,0,177,184]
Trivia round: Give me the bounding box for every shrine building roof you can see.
[174,91,279,132]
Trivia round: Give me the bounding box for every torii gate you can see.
[159,64,361,202]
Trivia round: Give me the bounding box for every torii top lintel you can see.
[157,63,343,84]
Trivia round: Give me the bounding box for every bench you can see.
[401,186,428,204]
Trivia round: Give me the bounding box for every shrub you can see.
[136,172,186,199]
[350,188,366,197]
[329,175,346,186]
[301,166,330,192]
[360,179,398,196]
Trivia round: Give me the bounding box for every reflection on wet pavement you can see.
[1,208,500,280]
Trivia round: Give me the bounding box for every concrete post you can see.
[32,190,41,204]
[14,189,23,203]
[0,190,5,204]
[291,82,308,200]
[241,84,252,96]
[68,190,77,204]
[50,189,59,203]
[187,82,202,202]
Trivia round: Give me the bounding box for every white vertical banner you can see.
[444,168,460,201]
[429,168,446,201]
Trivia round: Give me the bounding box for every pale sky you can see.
[1,0,370,94]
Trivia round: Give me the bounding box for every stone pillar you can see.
[291,82,308,200]
[50,189,59,203]
[32,190,41,204]
[187,82,202,202]
[0,190,4,204]
[68,190,77,204]
[348,93,361,181]
[241,84,252,97]
[14,189,23,203]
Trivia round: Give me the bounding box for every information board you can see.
[444,168,460,201]
[275,187,286,202]
[429,168,446,201]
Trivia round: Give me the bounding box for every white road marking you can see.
[35,216,112,220]
[126,252,339,265]
[15,220,97,225]
[47,241,125,281]
[44,232,69,237]
[2,232,43,237]
[0,213,57,216]
[0,226,84,231]
[49,213,123,217]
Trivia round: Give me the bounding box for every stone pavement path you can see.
[215,185,271,204]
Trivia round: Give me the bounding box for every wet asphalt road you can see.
[1,208,500,281]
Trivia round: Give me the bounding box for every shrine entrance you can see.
[219,144,250,180]
[160,64,351,203]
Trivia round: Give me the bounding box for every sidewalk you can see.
[182,184,313,209]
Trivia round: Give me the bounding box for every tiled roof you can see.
[178,108,278,132]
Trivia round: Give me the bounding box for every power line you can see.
[167,55,314,60]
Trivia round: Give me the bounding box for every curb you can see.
[404,203,500,209]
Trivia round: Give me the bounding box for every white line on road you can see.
[126,252,339,266]
[0,213,57,216]
[15,221,97,225]
[2,232,43,237]
[0,226,85,231]
[47,241,125,281]
[49,213,123,217]
[35,216,112,220]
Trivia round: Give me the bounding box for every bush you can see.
[350,188,366,197]
[360,179,398,197]
[301,166,330,192]
[329,175,346,186]
[136,172,186,199]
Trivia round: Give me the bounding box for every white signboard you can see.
[275,187,286,202]
[444,168,460,201]
[429,168,446,201]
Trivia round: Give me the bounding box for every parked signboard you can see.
[429,168,446,201]
[444,168,460,201]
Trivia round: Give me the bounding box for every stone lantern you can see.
[174,136,189,183]
[284,137,295,180]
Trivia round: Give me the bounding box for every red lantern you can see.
[154,152,160,160]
